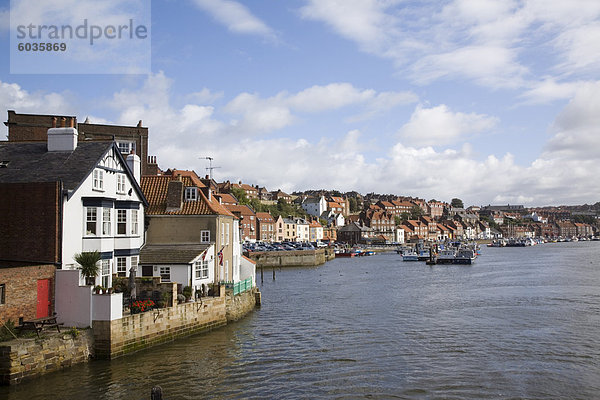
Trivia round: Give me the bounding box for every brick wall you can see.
[0,182,61,264]
[0,264,56,324]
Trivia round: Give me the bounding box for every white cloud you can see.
[398,104,498,147]
[519,79,582,104]
[299,0,600,93]
[0,80,72,115]
[191,0,276,39]
[2,72,598,206]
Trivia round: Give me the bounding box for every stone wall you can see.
[225,288,259,322]
[93,294,227,359]
[245,248,334,268]
[0,329,93,385]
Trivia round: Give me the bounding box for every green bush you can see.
[0,319,18,342]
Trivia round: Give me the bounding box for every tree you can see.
[410,205,423,219]
[451,198,464,208]
[394,216,402,226]
[319,218,328,227]
[74,251,101,286]
[231,187,249,205]
[349,197,358,213]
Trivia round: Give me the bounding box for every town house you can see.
[0,125,147,327]
[256,212,275,242]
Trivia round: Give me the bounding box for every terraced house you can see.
[141,170,254,297]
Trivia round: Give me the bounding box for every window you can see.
[225,260,229,282]
[0,283,5,305]
[117,141,136,155]
[201,230,210,243]
[131,210,138,235]
[102,208,111,236]
[101,260,110,288]
[225,224,230,245]
[117,257,127,277]
[185,187,197,201]
[195,260,209,279]
[86,207,97,235]
[160,267,171,282]
[117,209,127,235]
[221,223,224,244]
[117,174,126,194]
[93,169,104,191]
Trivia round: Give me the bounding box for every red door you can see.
[36,279,51,318]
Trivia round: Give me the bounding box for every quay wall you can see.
[0,329,93,385]
[245,248,335,268]
[93,294,227,360]
[226,288,259,322]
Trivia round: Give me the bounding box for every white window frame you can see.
[86,207,97,236]
[101,259,111,288]
[160,266,171,282]
[195,260,209,279]
[225,224,230,245]
[93,169,104,191]
[200,230,210,243]
[117,174,126,194]
[116,257,127,277]
[221,223,224,245]
[102,208,111,236]
[117,141,136,155]
[117,209,127,235]
[185,187,197,201]
[131,209,138,235]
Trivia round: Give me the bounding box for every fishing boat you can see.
[453,248,476,264]
[402,251,419,261]
[436,248,457,264]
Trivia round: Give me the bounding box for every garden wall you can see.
[245,248,334,268]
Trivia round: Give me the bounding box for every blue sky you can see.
[1,0,599,207]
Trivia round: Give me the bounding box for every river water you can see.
[2,241,599,399]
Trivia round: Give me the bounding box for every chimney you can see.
[47,126,78,152]
[166,180,183,212]
[127,151,141,184]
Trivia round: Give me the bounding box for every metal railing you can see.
[222,277,253,296]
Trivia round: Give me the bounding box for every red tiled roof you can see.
[256,212,274,222]
[141,175,234,217]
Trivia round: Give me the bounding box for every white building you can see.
[302,195,327,217]
[295,218,310,242]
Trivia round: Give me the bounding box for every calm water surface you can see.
[2,241,599,399]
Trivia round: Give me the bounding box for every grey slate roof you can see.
[0,141,148,205]
[139,244,211,264]
[0,141,112,191]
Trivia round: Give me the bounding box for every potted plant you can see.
[182,286,193,302]
[94,285,102,294]
[74,251,101,286]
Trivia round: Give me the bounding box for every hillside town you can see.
[0,111,599,381]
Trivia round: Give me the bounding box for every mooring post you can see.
[151,386,163,400]
[273,268,276,280]
[261,266,264,284]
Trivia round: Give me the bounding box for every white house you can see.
[302,195,327,217]
[295,218,310,242]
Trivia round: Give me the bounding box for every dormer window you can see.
[93,169,104,191]
[185,187,197,201]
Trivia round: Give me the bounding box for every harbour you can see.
[1,241,599,399]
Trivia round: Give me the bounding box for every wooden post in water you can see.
[261,266,264,284]
[151,386,163,400]
[273,268,276,280]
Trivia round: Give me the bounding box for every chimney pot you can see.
[52,117,57,128]
[137,120,142,127]
[61,117,66,127]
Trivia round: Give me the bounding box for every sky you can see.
[1,0,599,207]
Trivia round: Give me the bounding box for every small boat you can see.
[453,248,476,264]
[402,251,419,261]
[436,248,457,264]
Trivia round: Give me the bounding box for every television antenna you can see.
[201,157,221,179]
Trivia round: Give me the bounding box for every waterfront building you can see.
[295,218,310,242]
[0,125,147,326]
[224,204,257,242]
[302,195,327,217]
[141,170,250,293]
[256,212,276,242]
[309,219,324,242]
